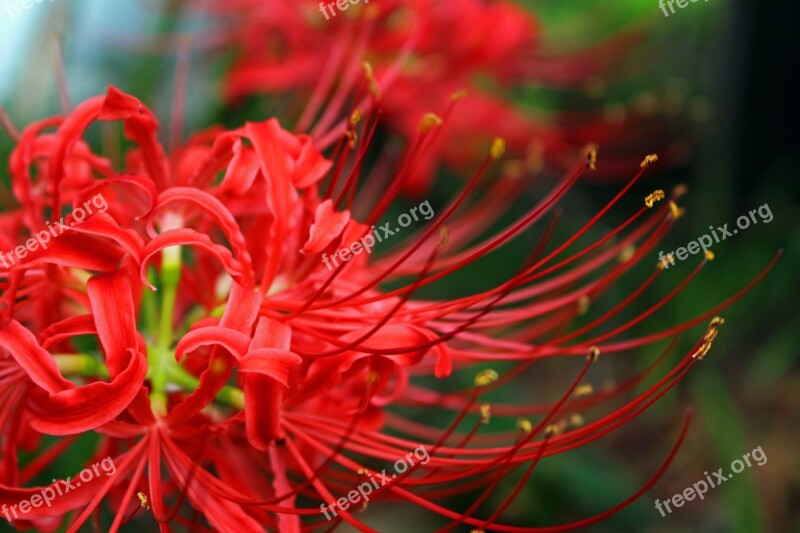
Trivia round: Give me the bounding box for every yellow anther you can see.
[618,244,635,263]
[587,346,600,363]
[419,113,443,132]
[480,404,491,424]
[345,129,358,148]
[672,183,688,199]
[577,295,591,315]
[474,369,499,387]
[438,227,450,250]
[693,317,724,360]
[570,413,585,427]
[451,89,468,100]
[137,492,150,511]
[358,468,366,475]
[544,424,560,437]
[645,189,665,208]
[574,384,593,397]
[349,108,362,126]
[669,201,685,219]
[641,154,659,168]
[705,251,715,261]
[587,149,598,171]
[657,253,675,270]
[490,137,506,160]
[517,418,533,434]
[362,62,379,97]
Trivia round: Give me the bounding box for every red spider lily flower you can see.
[211,0,695,196]
[0,86,777,532]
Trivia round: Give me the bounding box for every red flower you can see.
[214,0,694,196]
[0,86,776,531]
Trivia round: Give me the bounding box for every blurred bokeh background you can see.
[0,0,797,531]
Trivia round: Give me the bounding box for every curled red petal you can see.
[301,199,350,254]
[174,326,251,362]
[0,320,73,393]
[139,228,246,290]
[29,345,147,435]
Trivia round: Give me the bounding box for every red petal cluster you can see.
[0,86,775,531]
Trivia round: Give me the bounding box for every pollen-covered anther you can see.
[574,384,593,397]
[419,112,443,133]
[358,468,367,475]
[517,418,533,434]
[358,501,369,513]
[480,403,491,424]
[451,89,468,101]
[362,61,379,97]
[705,251,715,260]
[672,183,689,199]
[346,110,361,147]
[657,253,675,270]
[544,424,560,437]
[577,295,591,315]
[618,244,635,263]
[641,153,659,168]
[137,492,150,511]
[570,413,585,427]
[345,129,357,148]
[587,346,600,363]
[438,227,450,250]
[693,317,724,360]
[474,369,499,387]
[669,201,685,219]
[587,148,598,171]
[645,189,666,208]
[490,137,506,160]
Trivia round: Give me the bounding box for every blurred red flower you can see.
[215,0,698,196]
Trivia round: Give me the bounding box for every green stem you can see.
[55,354,109,378]
[166,364,245,410]
[151,245,182,413]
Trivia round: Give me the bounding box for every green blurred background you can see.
[0,0,797,531]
